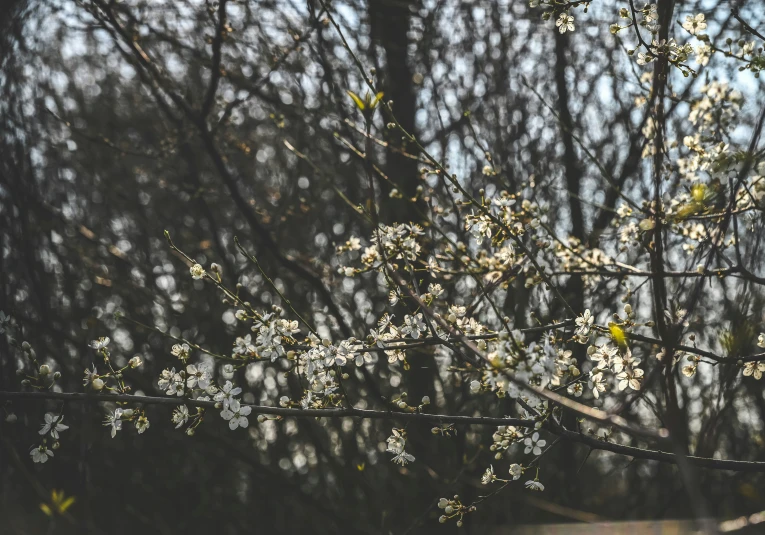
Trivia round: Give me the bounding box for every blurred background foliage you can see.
[1,0,765,533]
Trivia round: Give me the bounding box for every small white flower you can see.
[89,337,110,350]
[83,365,98,387]
[758,334,765,348]
[391,451,415,465]
[171,343,191,360]
[682,13,707,35]
[644,4,658,23]
[556,13,575,34]
[347,236,361,250]
[575,309,594,336]
[31,445,54,464]
[220,399,252,430]
[104,408,124,438]
[135,415,150,434]
[523,432,547,456]
[637,52,654,66]
[743,361,765,380]
[567,382,583,397]
[386,428,415,465]
[186,363,212,389]
[591,371,607,399]
[481,465,495,485]
[189,264,206,280]
[509,463,522,480]
[428,283,444,298]
[525,479,545,491]
[39,413,69,439]
[172,405,190,428]
[128,356,143,368]
[616,367,644,391]
[214,380,242,409]
[161,369,185,397]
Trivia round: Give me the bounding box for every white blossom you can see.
[214,380,242,409]
[135,415,150,434]
[31,445,54,464]
[89,337,110,350]
[104,408,124,438]
[682,13,706,35]
[186,363,212,389]
[221,399,252,430]
[189,263,206,279]
[509,463,522,480]
[386,428,415,465]
[39,413,69,439]
[525,479,545,491]
[172,405,190,428]
[523,432,547,456]
[556,13,575,34]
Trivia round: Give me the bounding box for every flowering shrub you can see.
[3,0,765,530]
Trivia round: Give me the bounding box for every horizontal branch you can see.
[4,390,765,472]
[287,320,576,353]
[623,330,765,364]
[0,390,532,427]
[550,264,765,285]
[553,426,765,473]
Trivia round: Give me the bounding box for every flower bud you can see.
[257,414,267,423]
[53,371,61,380]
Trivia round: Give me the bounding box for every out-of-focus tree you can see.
[2,0,765,533]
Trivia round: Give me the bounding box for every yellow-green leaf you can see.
[608,322,629,351]
[369,91,384,109]
[346,90,365,111]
